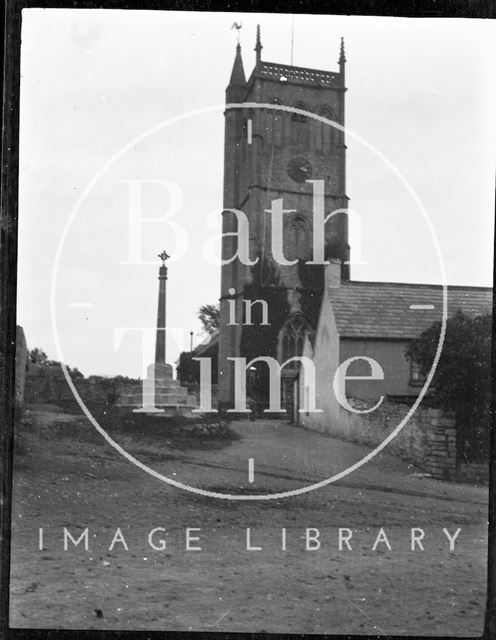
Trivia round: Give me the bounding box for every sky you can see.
[17,9,496,378]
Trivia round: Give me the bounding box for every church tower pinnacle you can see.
[226,42,247,102]
[339,37,346,83]
[255,24,262,66]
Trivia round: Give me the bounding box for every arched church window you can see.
[222,208,239,260]
[316,106,337,152]
[279,315,311,367]
[267,98,283,146]
[292,102,309,122]
[242,118,248,159]
[291,102,310,148]
[286,215,310,261]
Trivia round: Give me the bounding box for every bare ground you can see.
[9,406,488,635]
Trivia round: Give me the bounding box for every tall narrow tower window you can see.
[291,103,310,148]
[316,107,336,152]
[267,98,283,146]
[242,118,248,159]
[286,215,310,261]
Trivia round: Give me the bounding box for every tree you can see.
[28,348,63,368]
[176,351,200,385]
[67,366,84,381]
[29,348,85,377]
[198,304,220,335]
[406,310,492,462]
[29,347,48,365]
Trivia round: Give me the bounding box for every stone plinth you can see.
[119,362,199,417]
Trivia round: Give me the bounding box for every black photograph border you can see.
[1,1,495,638]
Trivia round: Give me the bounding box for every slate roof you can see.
[328,281,493,340]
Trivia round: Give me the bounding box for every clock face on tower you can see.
[287,155,313,182]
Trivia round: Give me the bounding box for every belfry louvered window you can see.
[291,103,310,148]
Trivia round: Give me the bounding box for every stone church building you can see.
[197,28,492,421]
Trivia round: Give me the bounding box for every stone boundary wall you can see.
[335,399,457,481]
[25,365,141,407]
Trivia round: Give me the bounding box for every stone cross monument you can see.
[120,251,198,415]
[154,250,173,380]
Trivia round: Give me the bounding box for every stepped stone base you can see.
[118,362,200,417]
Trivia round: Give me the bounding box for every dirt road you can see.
[9,409,488,635]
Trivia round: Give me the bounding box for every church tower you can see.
[218,27,350,410]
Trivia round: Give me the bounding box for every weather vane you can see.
[158,250,170,266]
[231,21,242,44]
